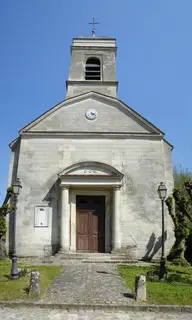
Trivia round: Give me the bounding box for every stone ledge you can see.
[0,302,192,313]
[81,260,138,264]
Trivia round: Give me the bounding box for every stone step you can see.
[55,253,138,263]
[57,254,128,259]
[81,259,138,264]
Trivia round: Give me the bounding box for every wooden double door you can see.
[76,195,105,252]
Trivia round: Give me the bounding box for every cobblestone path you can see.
[41,263,134,305]
[0,308,191,320]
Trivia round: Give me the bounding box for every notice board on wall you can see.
[34,206,49,227]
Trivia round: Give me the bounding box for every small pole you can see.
[10,195,19,280]
[159,198,166,280]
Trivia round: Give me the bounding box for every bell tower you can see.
[66,36,118,98]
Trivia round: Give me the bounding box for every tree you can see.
[173,166,192,188]
[0,188,14,259]
[166,167,192,264]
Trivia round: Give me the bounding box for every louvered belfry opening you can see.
[85,57,101,80]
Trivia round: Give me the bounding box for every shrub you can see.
[172,257,191,267]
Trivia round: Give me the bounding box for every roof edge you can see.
[9,136,20,150]
[73,37,116,41]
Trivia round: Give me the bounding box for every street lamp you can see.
[157,182,167,280]
[10,178,22,280]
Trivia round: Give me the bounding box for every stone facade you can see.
[6,36,174,259]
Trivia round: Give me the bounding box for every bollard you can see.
[135,274,146,301]
[29,270,41,299]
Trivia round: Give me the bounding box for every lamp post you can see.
[10,178,22,280]
[157,182,167,280]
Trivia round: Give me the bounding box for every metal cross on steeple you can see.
[88,17,99,37]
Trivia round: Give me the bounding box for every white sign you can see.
[34,206,49,227]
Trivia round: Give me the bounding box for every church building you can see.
[7,33,174,259]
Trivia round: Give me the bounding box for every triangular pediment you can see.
[19,91,164,135]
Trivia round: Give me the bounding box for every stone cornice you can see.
[70,46,117,52]
[10,132,173,150]
[20,131,162,139]
[72,37,116,41]
[18,131,173,149]
[66,80,118,86]
[9,137,20,149]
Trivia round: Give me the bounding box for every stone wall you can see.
[69,49,116,82]
[8,136,174,258]
[66,82,118,99]
[66,39,118,97]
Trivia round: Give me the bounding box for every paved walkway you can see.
[0,308,191,320]
[41,262,134,305]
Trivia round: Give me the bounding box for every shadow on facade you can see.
[43,180,60,255]
[142,231,167,261]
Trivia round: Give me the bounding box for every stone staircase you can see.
[55,252,138,264]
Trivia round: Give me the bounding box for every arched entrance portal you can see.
[58,161,123,253]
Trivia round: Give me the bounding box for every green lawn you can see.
[0,259,62,301]
[118,264,192,305]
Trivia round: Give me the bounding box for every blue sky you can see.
[0,0,192,202]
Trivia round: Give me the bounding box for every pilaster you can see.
[112,185,121,251]
[60,185,70,251]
